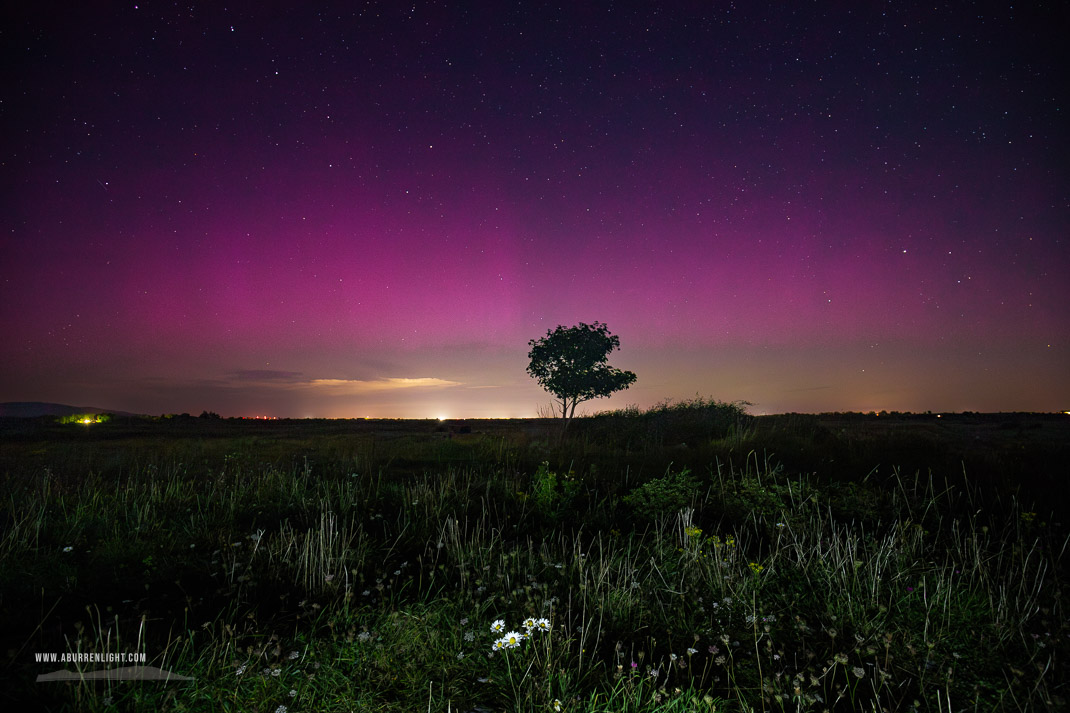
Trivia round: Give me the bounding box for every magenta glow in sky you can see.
[2,3,1067,417]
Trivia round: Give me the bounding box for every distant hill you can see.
[0,402,141,418]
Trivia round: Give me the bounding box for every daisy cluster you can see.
[489,617,551,652]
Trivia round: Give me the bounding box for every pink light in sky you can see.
[1,3,1066,417]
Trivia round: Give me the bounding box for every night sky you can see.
[2,2,1067,418]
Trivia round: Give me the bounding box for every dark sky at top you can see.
[2,2,1067,417]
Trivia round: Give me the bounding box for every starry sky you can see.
[2,2,1067,418]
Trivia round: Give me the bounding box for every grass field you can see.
[1,402,1066,711]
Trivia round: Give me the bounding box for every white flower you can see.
[63,546,73,553]
[531,617,551,632]
[552,700,563,711]
[490,619,505,633]
[288,650,299,660]
[501,631,524,648]
[275,706,288,713]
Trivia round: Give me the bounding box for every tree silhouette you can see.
[526,321,637,432]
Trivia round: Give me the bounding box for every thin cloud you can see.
[231,370,304,382]
[305,377,462,394]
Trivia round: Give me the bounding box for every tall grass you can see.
[1,410,1065,711]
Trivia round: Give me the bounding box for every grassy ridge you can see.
[1,405,1066,711]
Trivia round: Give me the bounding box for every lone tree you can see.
[527,321,637,432]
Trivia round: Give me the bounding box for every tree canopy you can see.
[526,321,637,431]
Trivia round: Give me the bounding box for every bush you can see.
[622,465,697,522]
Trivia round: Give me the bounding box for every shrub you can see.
[622,465,697,522]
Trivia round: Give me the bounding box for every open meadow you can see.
[1,403,1067,712]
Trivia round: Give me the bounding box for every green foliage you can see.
[1,418,1065,712]
[622,466,697,522]
[530,461,580,517]
[527,321,637,430]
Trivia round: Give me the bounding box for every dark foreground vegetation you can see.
[1,401,1066,711]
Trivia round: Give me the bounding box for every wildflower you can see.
[714,656,726,665]
[103,696,113,705]
[464,631,475,642]
[531,617,551,632]
[670,653,678,661]
[522,617,537,631]
[502,631,524,648]
[748,562,764,574]
[552,699,563,711]
[289,689,297,697]
[490,619,505,633]
[687,648,697,656]
[852,666,865,678]
[271,668,281,677]
[288,650,299,660]
[275,706,288,713]
[63,546,73,553]
[631,661,638,669]
[648,668,659,678]
[457,652,464,660]
[236,664,247,675]
[460,617,468,625]
[324,573,335,582]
